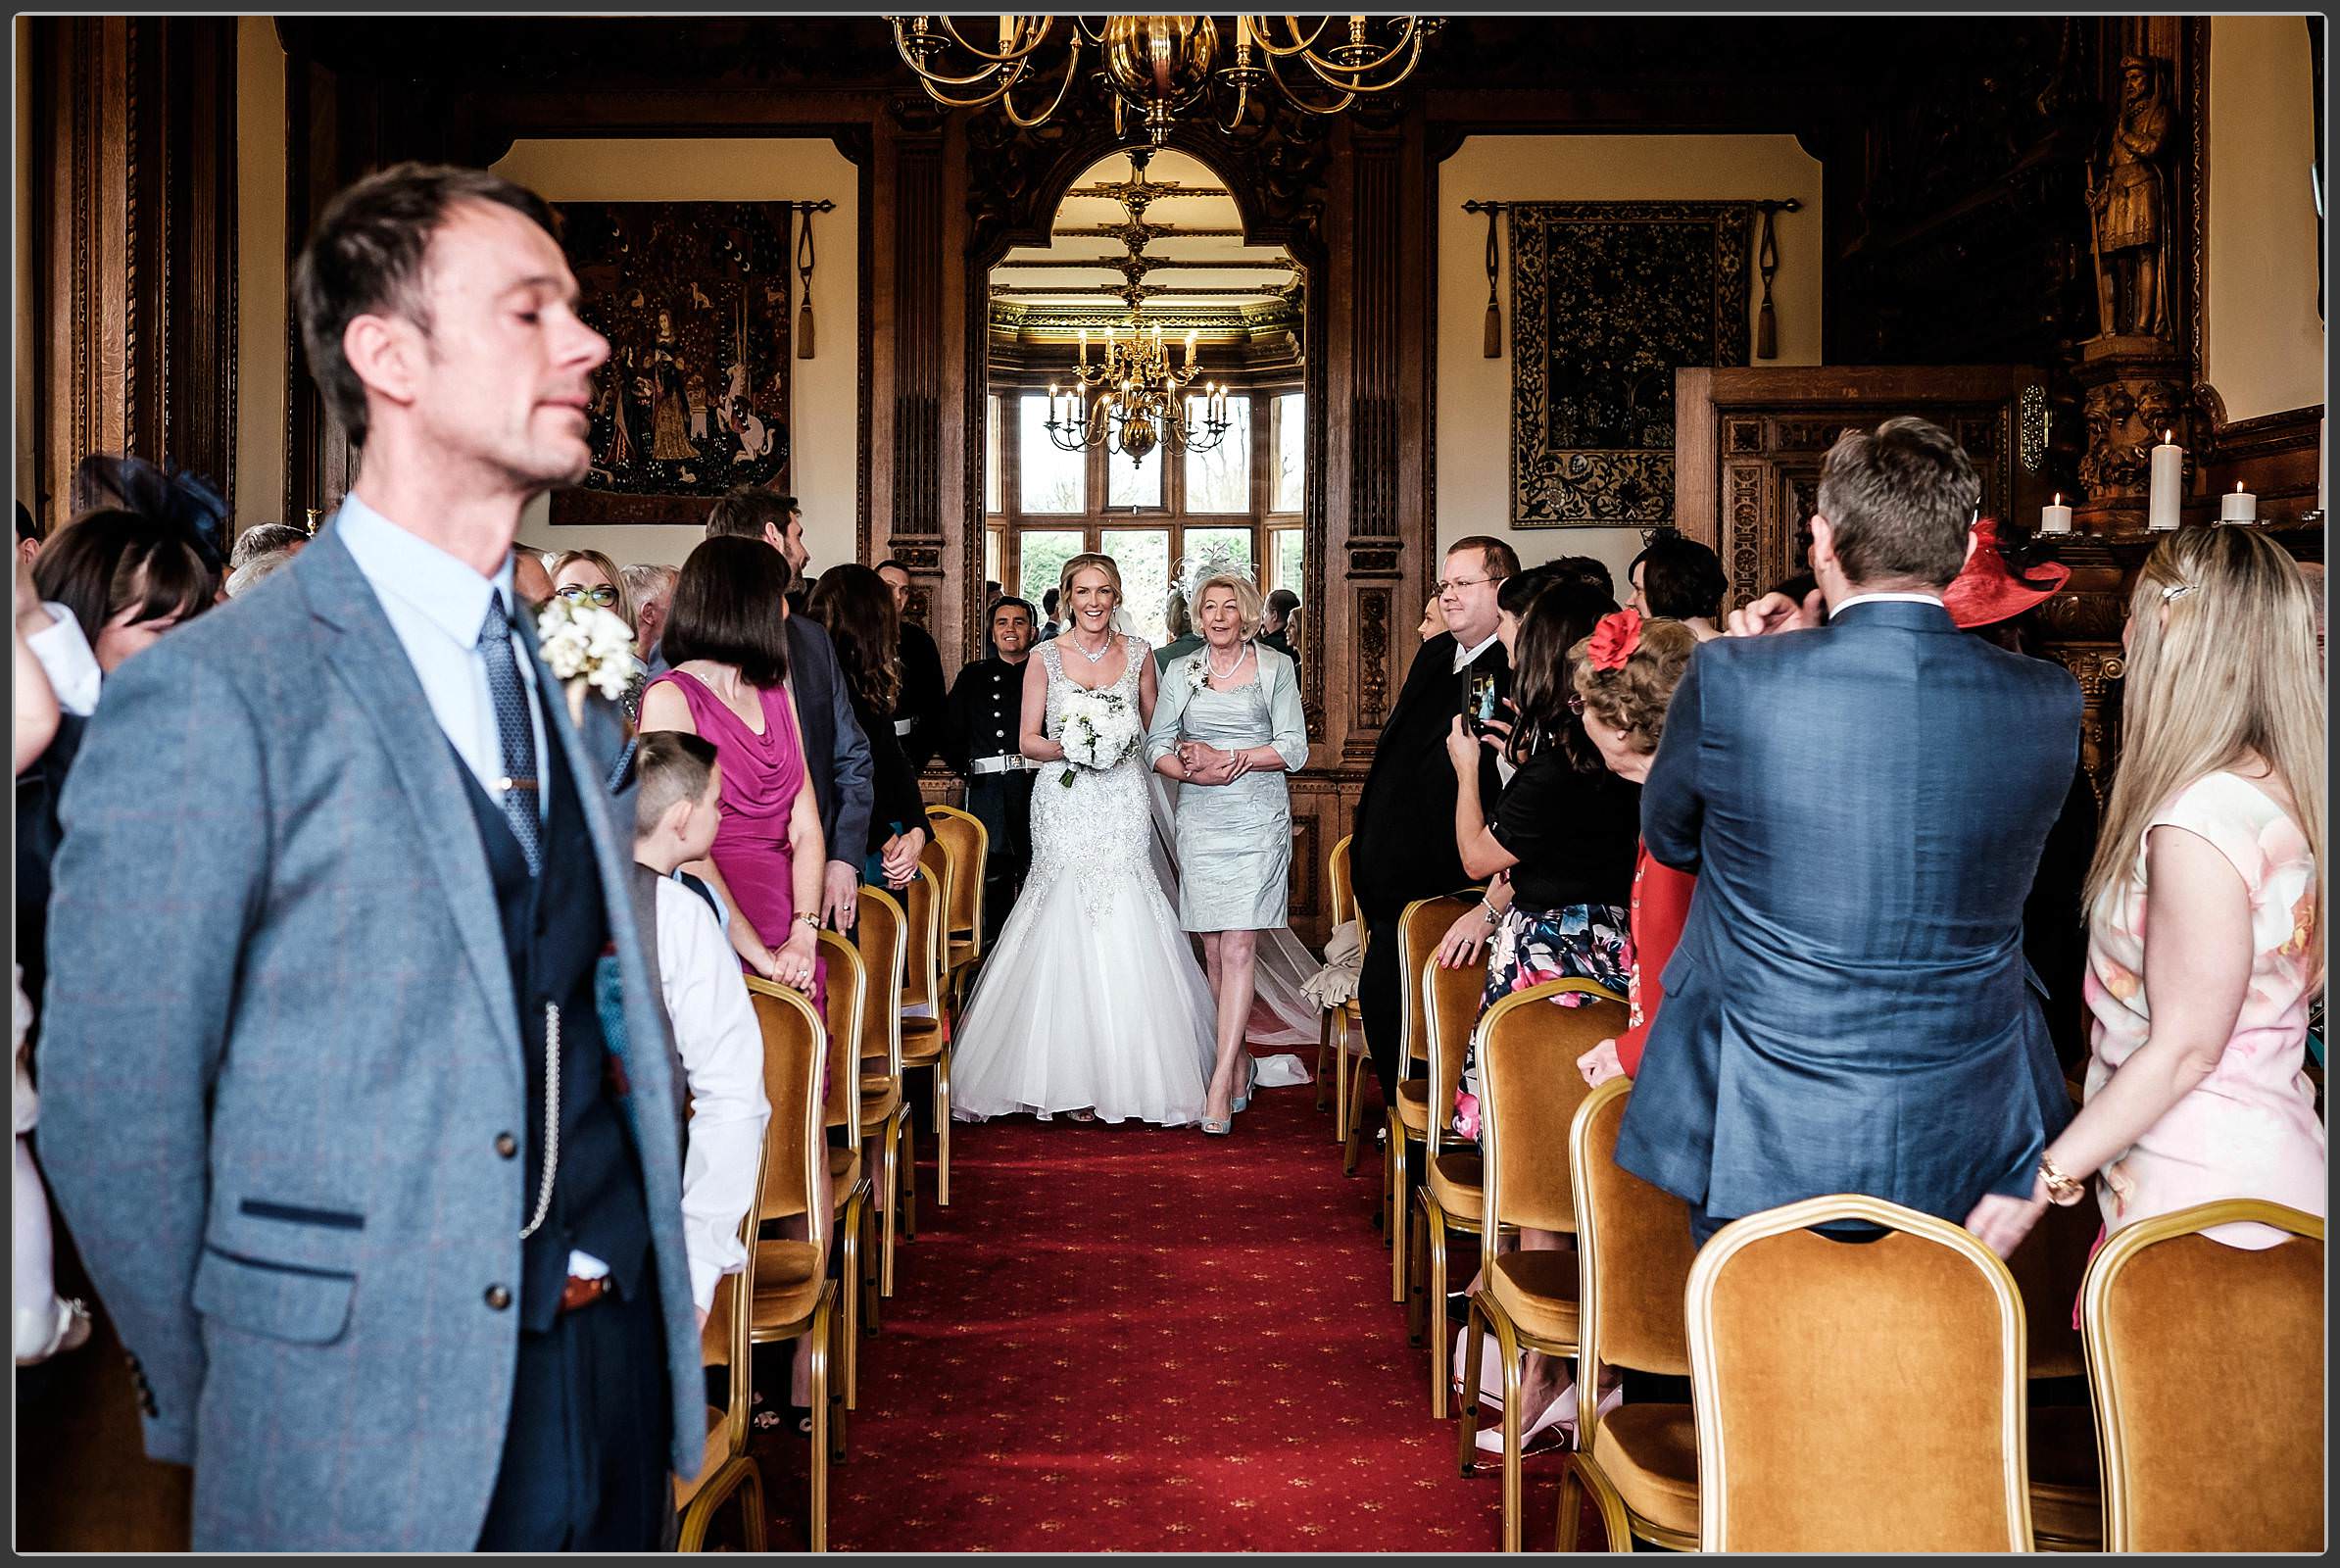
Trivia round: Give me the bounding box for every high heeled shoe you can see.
[1231,1054,1258,1114]
[1472,1376,1624,1454]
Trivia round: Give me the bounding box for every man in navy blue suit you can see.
[1615,416,2079,1245]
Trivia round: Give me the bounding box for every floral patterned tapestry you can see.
[551,202,792,524]
[1509,201,1752,526]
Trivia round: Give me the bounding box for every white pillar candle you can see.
[2039,493,2072,534]
[2148,430,2184,531]
[2218,480,2257,522]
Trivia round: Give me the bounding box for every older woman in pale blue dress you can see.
[1146,570,1310,1134]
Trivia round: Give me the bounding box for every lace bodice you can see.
[1031,635,1155,920]
[1039,634,1146,738]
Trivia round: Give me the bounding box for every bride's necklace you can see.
[1204,642,1250,685]
[1069,627,1114,664]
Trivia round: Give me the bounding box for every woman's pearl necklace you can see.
[1205,641,1250,684]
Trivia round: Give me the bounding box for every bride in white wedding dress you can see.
[951,555,1219,1127]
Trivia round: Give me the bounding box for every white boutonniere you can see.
[536,597,641,723]
[1184,652,1210,694]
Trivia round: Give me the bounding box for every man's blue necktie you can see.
[476,594,542,875]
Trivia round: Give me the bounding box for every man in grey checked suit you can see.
[40,165,705,1550]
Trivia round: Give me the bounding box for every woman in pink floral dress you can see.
[1967,528,2324,1257]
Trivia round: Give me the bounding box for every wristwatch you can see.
[795,912,820,931]
[2038,1153,2087,1206]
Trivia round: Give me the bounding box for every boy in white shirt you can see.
[633,729,769,1329]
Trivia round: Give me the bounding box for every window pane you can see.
[1273,527,1304,600]
[1106,437,1163,510]
[1019,529,1085,614]
[1101,528,1172,648]
[985,526,1003,594]
[1181,525,1254,580]
[1272,391,1304,514]
[986,395,1002,515]
[1019,393,1085,514]
[1184,394,1251,514]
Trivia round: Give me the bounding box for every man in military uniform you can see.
[942,596,1039,945]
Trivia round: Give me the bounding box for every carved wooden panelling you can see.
[1354,587,1392,733]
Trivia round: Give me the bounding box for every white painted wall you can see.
[2207,15,2324,422]
[1436,133,1823,594]
[492,137,860,573]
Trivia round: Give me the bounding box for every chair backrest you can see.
[814,929,864,1149]
[853,885,907,1080]
[699,1098,773,1468]
[743,976,828,1227]
[2081,1200,2324,1551]
[1475,978,1627,1237]
[1571,1079,1697,1407]
[917,834,951,938]
[1420,940,1489,1159]
[925,804,988,944]
[901,861,944,1012]
[1394,895,1475,1087]
[1328,833,1358,933]
[1687,1195,2033,1552]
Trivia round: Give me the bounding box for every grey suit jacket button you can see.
[495,1132,518,1158]
[484,1285,512,1311]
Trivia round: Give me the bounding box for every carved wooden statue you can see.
[2088,55,2172,340]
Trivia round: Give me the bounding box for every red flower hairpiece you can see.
[1587,608,1642,671]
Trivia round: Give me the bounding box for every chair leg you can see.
[935,1046,953,1207]
[1407,1194,1430,1348]
[1315,1010,1333,1113]
[1570,1452,1635,1553]
[1491,1311,1525,1553]
[741,1461,767,1552]
[900,1082,920,1242]
[1341,1053,1366,1175]
[878,1112,902,1298]
[807,1298,832,1552]
[1457,1297,1488,1476]
[1389,1118,1411,1303]
[841,1190,863,1415]
[1425,1202,1452,1414]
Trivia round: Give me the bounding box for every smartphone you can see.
[1462,670,1499,736]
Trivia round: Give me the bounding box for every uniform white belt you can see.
[893,717,916,737]
[968,754,1032,776]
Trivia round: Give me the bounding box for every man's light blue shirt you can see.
[332,494,548,824]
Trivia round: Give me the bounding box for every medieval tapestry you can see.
[1509,202,1752,526]
[551,202,792,524]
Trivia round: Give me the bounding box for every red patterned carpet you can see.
[745,1056,1603,1551]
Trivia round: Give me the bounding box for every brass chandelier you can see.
[1044,319,1231,464]
[885,15,1440,146]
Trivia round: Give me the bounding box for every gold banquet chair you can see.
[1318,834,1371,1165]
[810,933,875,1410]
[1409,932,1504,1405]
[1385,893,1478,1303]
[1685,1195,2034,1552]
[1561,1078,1700,1553]
[897,860,955,1211]
[2005,1189,2108,1549]
[852,885,912,1303]
[2080,1200,2324,1552]
[1454,977,1627,1551]
[674,1129,768,1552]
[740,978,846,1552]
[924,803,989,1012]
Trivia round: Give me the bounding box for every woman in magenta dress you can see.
[637,535,831,1424]
[638,535,825,1004]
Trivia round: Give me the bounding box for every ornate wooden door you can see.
[1674,366,2055,609]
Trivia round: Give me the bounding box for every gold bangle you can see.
[2038,1153,2087,1206]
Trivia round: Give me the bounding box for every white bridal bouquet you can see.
[536,596,642,722]
[1055,687,1140,787]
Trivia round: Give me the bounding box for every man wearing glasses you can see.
[1347,534,1520,1112]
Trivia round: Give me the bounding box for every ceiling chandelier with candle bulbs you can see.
[886,15,1439,147]
[1045,318,1231,464]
